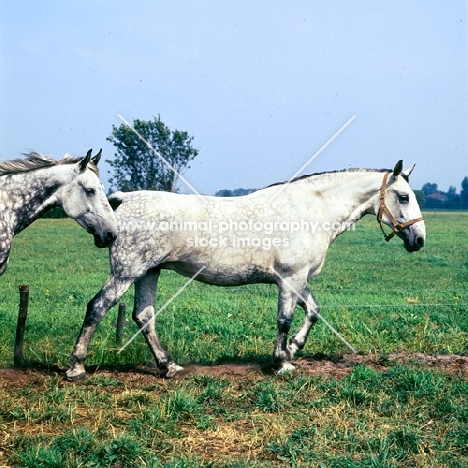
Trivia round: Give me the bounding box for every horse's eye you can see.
[85,188,96,196]
[399,194,409,203]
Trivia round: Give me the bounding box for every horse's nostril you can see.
[416,237,425,248]
[105,231,117,243]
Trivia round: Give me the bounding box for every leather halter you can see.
[377,172,424,242]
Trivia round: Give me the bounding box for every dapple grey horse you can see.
[0,149,117,275]
[67,160,425,379]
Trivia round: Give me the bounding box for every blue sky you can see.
[1,1,467,195]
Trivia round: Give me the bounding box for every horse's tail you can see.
[108,191,125,210]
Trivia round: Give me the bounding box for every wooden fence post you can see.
[116,302,126,346]
[14,284,30,366]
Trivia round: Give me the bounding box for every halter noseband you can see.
[377,172,424,242]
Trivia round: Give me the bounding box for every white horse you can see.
[67,160,425,379]
[0,149,117,275]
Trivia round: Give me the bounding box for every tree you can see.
[215,188,257,197]
[446,186,460,209]
[106,116,199,192]
[422,182,438,196]
[413,190,425,208]
[215,189,234,197]
[461,177,468,208]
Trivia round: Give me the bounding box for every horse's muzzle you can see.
[93,231,117,248]
[404,235,425,252]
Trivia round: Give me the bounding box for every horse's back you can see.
[110,189,330,283]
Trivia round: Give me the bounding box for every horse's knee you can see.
[83,300,101,326]
[132,306,154,328]
[277,317,293,334]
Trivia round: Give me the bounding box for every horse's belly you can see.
[161,260,274,286]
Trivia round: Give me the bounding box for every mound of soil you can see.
[1,353,467,388]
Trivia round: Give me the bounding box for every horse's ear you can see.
[79,149,93,172]
[91,149,102,166]
[392,160,403,178]
[402,164,416,178]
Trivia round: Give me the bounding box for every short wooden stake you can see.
[116,302,126,346]
[14,284,30,366]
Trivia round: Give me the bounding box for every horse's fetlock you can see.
[310,312,320,324]
[155,356,171,370]
[69,353,80,364]
[287,339,301,358]
[69,345,87,363]
[273,349,293,364]
[289,337,303,350]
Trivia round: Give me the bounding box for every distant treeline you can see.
[418,176,468,209]
[214,188,257,197]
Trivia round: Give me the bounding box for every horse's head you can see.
[377,160,425,252]
[56,149,118,248]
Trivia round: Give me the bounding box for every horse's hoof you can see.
[165,363,184,379]
[276,362,296,375]
[66,365,86,381]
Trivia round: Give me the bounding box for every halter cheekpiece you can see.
[377,172,424,242]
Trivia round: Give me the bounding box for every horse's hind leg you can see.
[287,286,320,358]
[67,275,133,380]
[133,271,183,378]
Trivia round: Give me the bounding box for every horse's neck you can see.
[0,170,62,234]
[305,171,382,225]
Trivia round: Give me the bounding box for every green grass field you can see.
[0,212,467,467]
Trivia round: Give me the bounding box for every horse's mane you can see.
[265,167,390,189]
[0,152,99,176]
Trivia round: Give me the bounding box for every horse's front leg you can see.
[133,271,183,378]
[288,286,320,358]
[273,282,302,374]
[0,254,9,276]
[66,275,133,380]
[0,235,12,276]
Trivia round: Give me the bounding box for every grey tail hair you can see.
[108,191,125,210]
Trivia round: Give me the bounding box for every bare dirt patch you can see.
[0,368,35,386]
[1,353,467,388]
[295,352,468,378]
